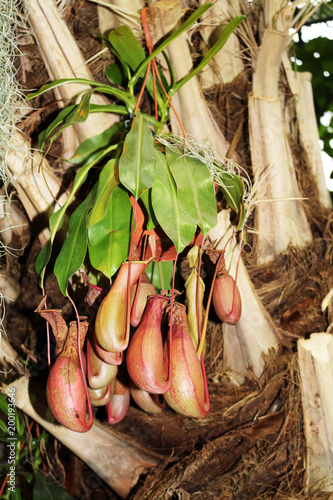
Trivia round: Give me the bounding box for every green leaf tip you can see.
[119,114,156,200]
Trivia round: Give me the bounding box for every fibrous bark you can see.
[96,0,143,34]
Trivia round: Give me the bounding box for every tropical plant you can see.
[2,0,333,497]
[27,4,248,429]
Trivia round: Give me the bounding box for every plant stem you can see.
[148,0,234,159]
[197,251,223,359]
[129,3,213,88]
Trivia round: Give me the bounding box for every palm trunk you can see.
[6,131,68,245]
[2,0,332,496]
[25,0,118,155]
[283,54,331,209]
[209,210,280,381]
[97,0,143,34]
[298,333,333,493]
[199,0,244,88]
[249,29,312,264]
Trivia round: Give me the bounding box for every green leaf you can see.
[151,151,196,254]
[38,104,127,153]
[170,15,246,96]
[88,186,132,278]
[39,105,75,151]
[35,241,52,278]
[109,25,165,114]
[26,78,134,109]
[33,471,71,500]
[70,123,125,165]
[40,90,97,150]
[0,420,7,433]
[166,147,217,237]
[105,62,125,85]
[0,393,8,412]
[35,143,119,283]
[9,486,22,500]
[88,103,128,114]
[161,50,175,90]
[146,260,174,292]
[119,115,156,200]
[217,171,244,215]
[88,159,119,227]
[15,409,24,436]
[109,25,146,74]
[140,189,158,232]
[65,89,95,123]
[54,184,98,295]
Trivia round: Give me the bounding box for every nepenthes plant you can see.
[28,4,249,431]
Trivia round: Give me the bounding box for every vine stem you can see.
[231,242,244,318]
[196,251,224,359]
[130,231,151,325]
[201,352,210,413]
[133,60,152,116]
[140,7,187,139]
[196,239,210,413]
[127,200,138,348]
[0,472,8,496]
[152,58,187,139]
[196,233,243,359]
[196,238,204,345]
[41,287,51,371]
[130,272,142,326]
[168,254,178,380]
[141,7,158,121]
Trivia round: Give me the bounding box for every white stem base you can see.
[298,333,333,493]
[249,29,312,264]
[25,0,118,145]
[6,132,69,245]
[208,210,280,382]
[199,0,244,87]
[282,53,331,209]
